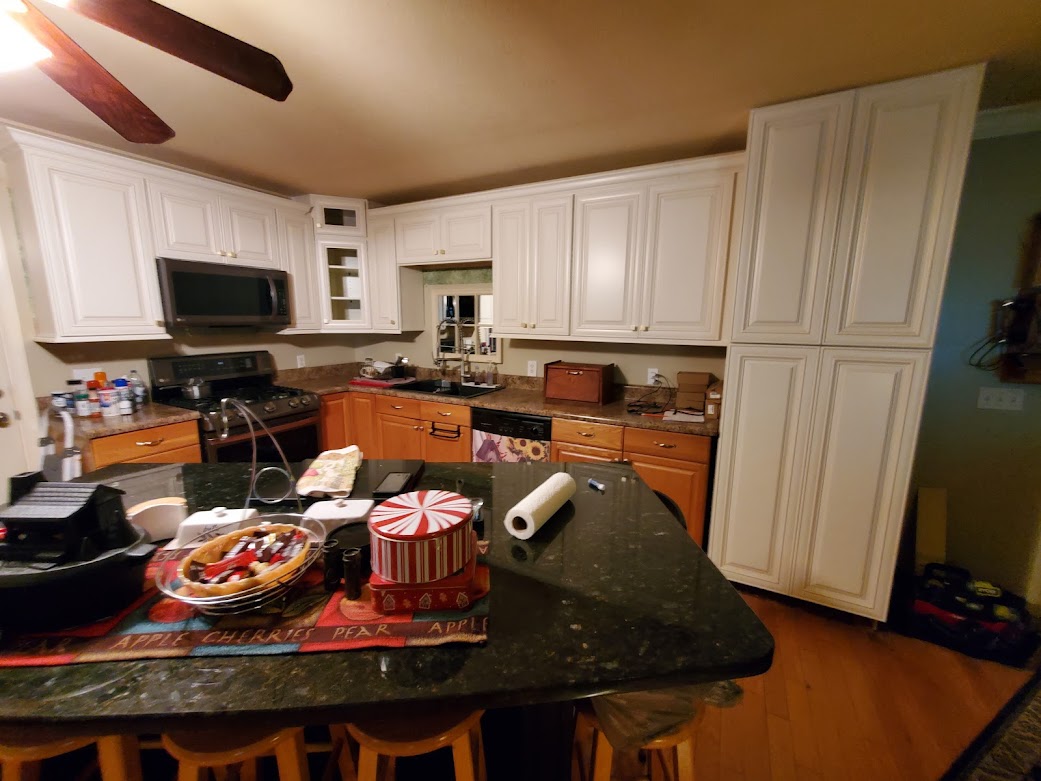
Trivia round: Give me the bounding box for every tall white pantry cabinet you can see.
[709,65,983,620]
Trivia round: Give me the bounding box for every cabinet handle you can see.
[653,441,677,449]
[566,370,583,376]
[413,425,423,430]
[391,405,404,410]
[578,431,594,438]
[135,438,164,447]
[612,458,631,465]
[437,411,453,417]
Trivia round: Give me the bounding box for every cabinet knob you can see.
[413,425,423,431]
[229,251,237,258]
[641,325,649,331]
[631,325,638,331]
[390,319,396,325]
[440,249,446,255]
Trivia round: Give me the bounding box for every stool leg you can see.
[177,763,207,781]
[356,747,379,781]
[3,760,42,781]
[240,759,259,781]
[450,731,475,781]
[273,730,308,781]
[675,736,695,781]
[591,731,613,781]
[473,726,486,781]
[327,726,357,781]
[96,735,143,781]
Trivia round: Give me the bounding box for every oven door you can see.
[205,414,320,463]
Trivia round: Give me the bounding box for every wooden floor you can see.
[687,590,1030,781]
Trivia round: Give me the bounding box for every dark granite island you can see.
[0,461,772,743]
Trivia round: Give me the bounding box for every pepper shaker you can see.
[342,548,362,600]
[322,539,341,592]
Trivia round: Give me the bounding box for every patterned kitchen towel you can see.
[297,446,363,497]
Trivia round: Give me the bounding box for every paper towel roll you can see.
[503,472,576,541]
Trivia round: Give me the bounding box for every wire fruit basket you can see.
[154,514,326,615]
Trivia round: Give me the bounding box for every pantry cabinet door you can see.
[790,349,929,619]
[148,178,224,262]
[368,215,403,332]
[570,185,643,338]
[708,345,819,593]
[731,93,853,344]
[37,158,166,338]
[530,195,573,335]
[278,210,321,332]
[825,66,982,347]
[491,200,530,335]
[220,194,281,268]
[641,172,734,341]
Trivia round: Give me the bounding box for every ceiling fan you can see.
[1,0,292,143]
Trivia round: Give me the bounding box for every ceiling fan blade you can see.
[16,1,175,143]
[62,0,293,101]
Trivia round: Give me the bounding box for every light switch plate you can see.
[977,386,1025,411]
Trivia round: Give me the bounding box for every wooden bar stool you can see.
[161,726,308,781]
[573,702,704,781]
[334,708,485,781]
[0,733,142,781]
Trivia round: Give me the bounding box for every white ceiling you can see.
[1,0,1040,204]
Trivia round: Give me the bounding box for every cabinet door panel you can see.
[707,346,819,591]
[320,393,350,451]
[221,195,280,268]
[279,210,320,331]
[642,173,733,340]
[148,179,223,261]
[369,216,401,331]
[530,196,573,335]
[571,186,642,337]
[441,206,491,260]
[791,349,929,619]
[395,212,440,263]
[731,94,853,343]
[349,394,380,458]
[491,201,530,334]
[826,68,982,346]
[422,424,472,462]
[626,451,709,547]
[377,414,424,460]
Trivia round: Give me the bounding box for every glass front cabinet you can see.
[318,240,371,329]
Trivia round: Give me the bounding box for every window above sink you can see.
[427,283,501,365]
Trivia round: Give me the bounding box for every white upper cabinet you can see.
[395,205,491,264]
[731,93,853,344]
[278,209,321,333]
[492,195,573,336]
[732,64,983,348]
[149,177,280,268]
[825,67,983,346]
[2,139,167,342]
[641,172,734,340]
[317,239,371,330]
[790,348,929,619]
[304,195,366,237]
[367,214,424,333]
[570,184,644,338]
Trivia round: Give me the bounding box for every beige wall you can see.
[913,130,1041,602]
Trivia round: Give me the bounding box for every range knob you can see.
[263,402,276,413]
[288,399,300,408]
[300,396,312,406]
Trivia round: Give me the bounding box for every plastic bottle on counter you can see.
[63,380,79,409]
[85,380,101,418]
[127,369,148,410]
[93,371,108,388]
[99,387,118,417]
[73,381,90,417]
[114,378,133,415]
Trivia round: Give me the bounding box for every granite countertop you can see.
[286,377,720,437]
[41,403,202,445]
[0,461,772,734]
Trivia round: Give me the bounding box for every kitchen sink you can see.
[404,379,502,398]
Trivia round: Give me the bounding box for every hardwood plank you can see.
[765,713,798,781]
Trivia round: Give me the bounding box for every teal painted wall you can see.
[913,130,1041,601]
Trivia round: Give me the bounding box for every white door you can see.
[441,205,491,261]
[641,173,734,341]
[395,211,441,264]
[825,66,983,347]
[368,215,402,332]
[731,92,854,344]
[278,210,320,332]
[529,195,572,335]
[220,195,280,268]
[40,160,166,338]
[147,178,223,262]
[708,345,819,593]
[491,200,530,335]
[570,185,643,338]
[790,348,930,619]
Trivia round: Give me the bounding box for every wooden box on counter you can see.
[544,361,615,405]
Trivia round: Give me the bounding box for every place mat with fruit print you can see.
[0,553,490,667]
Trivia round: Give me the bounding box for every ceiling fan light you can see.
[0,9,52,73]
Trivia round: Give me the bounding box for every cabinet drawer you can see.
[552,418,624,450]
[623,427,711,462]
[550,441,622,464]
[91,421,200,469]
[374,394,421,419]
[419,401,472,426]
[124,443,202,465]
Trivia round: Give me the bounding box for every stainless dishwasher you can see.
[471,408,552,463]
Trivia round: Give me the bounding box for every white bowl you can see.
[125,497,188,542]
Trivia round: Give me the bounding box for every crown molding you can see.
[974,102,1041,140]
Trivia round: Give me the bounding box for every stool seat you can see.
[0,733,141,781]
[161,727,308,781]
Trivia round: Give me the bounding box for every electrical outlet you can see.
[527,360,538,377]
[72,367,102,382]
[647,368,659,385]
[977,387,1025,411]
[296,354,306,369]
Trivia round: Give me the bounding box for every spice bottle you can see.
[73,381,90,417]
[114,378,133,415]
[85,380,101,418]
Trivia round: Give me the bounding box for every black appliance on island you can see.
[149,351,321,463]
[0,472,157,630]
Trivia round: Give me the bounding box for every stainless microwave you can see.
[156,257,291,328]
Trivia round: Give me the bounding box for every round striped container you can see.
[368,490,475,584]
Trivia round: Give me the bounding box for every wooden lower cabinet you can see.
[550,441,622,464]
[422,424,472,462]
[89,420,201,470]
[320,393,351,450]
[377,414,423,459]
[625,451,709,547]
[350,394,380,458]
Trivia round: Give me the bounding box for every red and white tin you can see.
[368,490,474,584]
